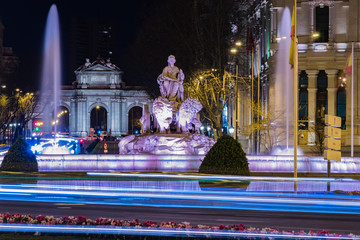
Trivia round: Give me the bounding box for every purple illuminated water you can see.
[41,4,61,135]
[274,7,293,150]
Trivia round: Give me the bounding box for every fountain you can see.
[39,4,70,154]
[118,55,215,155]
[271,6,296,154]
[41,4,61,135]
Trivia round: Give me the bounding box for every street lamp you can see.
[312,32,320,38]
[230,48,237,54]
[235,41,242,46]
[229,126,234,135]
[200,125,204,134]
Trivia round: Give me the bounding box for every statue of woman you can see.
[157,55,184,102]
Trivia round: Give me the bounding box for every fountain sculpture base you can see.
[118,133,215,155]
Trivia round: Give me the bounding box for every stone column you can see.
[76,96,87,137]
[346,46,360,145]
[120,98,127,134]
[110,98,115,135]
[328,3,334,44]
[309,3,315,44]
[84,100,90,137]
[111,98,121,136]
[69,98,76,135]
[307,70,318,145]
[326,69,338,116]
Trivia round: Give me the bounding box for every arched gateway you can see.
[33,58,151,137]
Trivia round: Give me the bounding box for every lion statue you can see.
[177,98,202,133]
[152,97,173,133]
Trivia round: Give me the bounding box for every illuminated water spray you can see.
[274,7,293,150]
[41,4,61,136]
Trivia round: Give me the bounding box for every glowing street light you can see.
[229,126,235,135]
[276,36,287,42]
[235,41,242,46]
[230,48,237,54]
[312,32,320,38]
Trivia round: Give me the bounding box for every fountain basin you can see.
[0,155,360,173]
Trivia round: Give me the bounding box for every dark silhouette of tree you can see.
[123,0,237,97]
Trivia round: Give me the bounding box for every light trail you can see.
[86,172,358,182]
[0,224,356,239]
[1,186,360,207]
[0,184,360,214]
[1,183,360,201]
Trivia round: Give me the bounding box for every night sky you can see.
[0,0,152,91]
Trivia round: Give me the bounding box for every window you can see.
[299,71,308,129]
[316,70,328,121]
[337,87,346,129]
[315,6,329,43]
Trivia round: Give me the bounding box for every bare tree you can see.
[241,102,288,154]
[124,0,235,96]
[310,118,326,155]
[14,93,41,140]
[0,93,20,143]
[185,70,249,140]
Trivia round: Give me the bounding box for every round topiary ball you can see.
[0,137,38,172]
[199,134,249,175]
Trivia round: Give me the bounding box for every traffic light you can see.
[33,121,43,134]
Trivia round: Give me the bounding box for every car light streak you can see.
[86,172,357,182]
[2,183,360,201]
[1,187,360,207]
[0,224,355,239]
[0,186,360,214]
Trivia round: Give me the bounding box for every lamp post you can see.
[229,126,235,136]
[200,125,205,135]
[230,42,243,140]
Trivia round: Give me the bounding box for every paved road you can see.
[1,200,359,234]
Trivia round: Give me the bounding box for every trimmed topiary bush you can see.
[199,134,249,175]
[0,137,38,172]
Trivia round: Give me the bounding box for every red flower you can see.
[231,224,245,231]
[36,215,46,222]
[317,230,330,235]
[77,216,87,223]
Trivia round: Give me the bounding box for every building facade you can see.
[37,58,152,137]
[0,20,19,86]
[232,0,359,154]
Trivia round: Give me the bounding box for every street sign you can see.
[325,126,341,139]
[324,149,341,161]
[325,115,342,128]
[325,138,341,150]
[324,114,342,177]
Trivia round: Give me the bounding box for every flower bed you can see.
[0,213,357,239]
